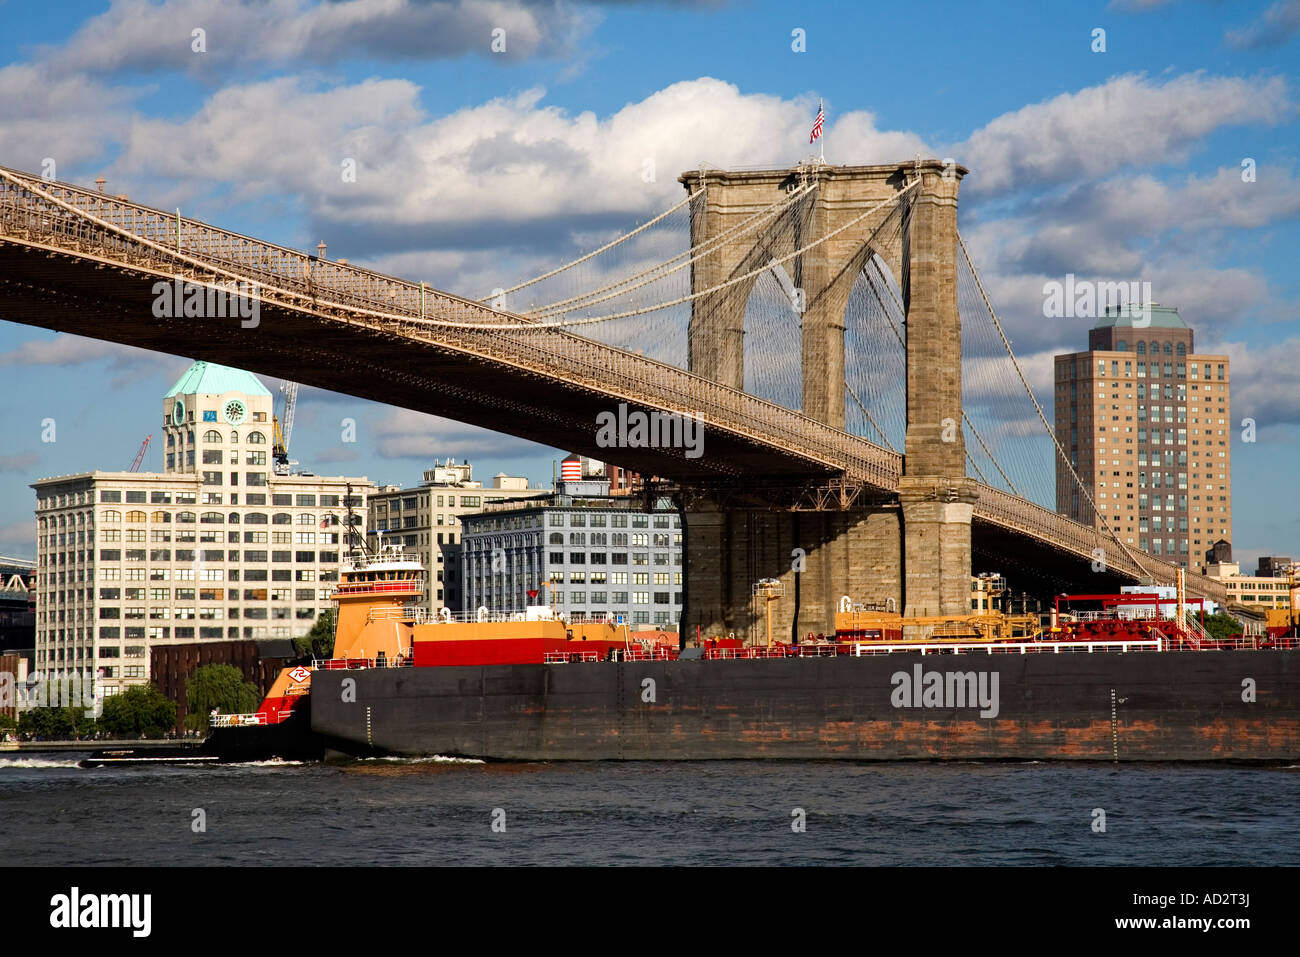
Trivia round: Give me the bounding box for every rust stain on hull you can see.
[311,652,1300,762]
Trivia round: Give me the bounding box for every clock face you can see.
[223,399,248,426]
[172,399,185,426]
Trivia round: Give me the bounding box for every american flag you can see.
[809,101,824,144]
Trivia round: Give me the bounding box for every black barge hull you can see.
[309,651,1300,761]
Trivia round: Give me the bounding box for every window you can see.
[100,490,122,503]
[248,431,266,444]
[202,471,222,486]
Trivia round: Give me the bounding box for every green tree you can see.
[67,706,98,738]
[16,706,93,740]
[99,684,177,739]
[185,664,261,731]
[0,714,17,733]
[1201,611,1244,641]
[17,707,55,739]
[294,609,336,660]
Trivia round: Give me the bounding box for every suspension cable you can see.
[528,182,817,318]
[518,183,918,329]
[956,230,1152,576]
[483,188,703,301]
[864,244,1022,496]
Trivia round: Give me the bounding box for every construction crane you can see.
[272,381,299,474]
[128,434,151,472]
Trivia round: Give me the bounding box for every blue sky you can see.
[1,0,1298,568]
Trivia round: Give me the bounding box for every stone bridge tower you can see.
[678,160,977,638]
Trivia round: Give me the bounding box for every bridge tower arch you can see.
[679,161,976,628]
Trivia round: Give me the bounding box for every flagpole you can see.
[819,98,825,164]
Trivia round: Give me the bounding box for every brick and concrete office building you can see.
[461,473,684,628]
[365,459,545,612]
[1054,303,1232,571]
[31,361,368,698]
[1206,557,1296,613]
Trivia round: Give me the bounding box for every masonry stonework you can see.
[680,161,974,630]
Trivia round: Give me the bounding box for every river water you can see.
[1,755,1296,866]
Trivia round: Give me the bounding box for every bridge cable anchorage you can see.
[526,182,819,319]
[481,188,704,301]
[955,231,1153,578]
[863,242,1021,496]
[479,181,920,331]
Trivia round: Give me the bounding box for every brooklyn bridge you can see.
[0,161,1227,640]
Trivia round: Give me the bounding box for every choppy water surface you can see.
[1,755,1296,866]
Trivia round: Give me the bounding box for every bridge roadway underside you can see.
[0,246,843,486]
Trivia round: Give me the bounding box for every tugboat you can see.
[80,662,320,766]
